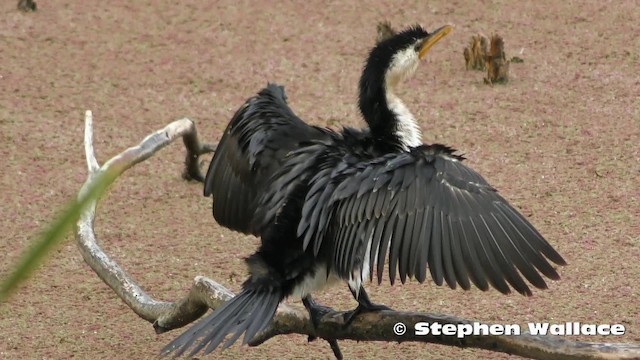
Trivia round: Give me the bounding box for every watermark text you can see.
[392,321,626,338]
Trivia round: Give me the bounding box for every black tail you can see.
[161,288,282,358]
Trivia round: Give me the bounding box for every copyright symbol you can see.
[393,322,406,336]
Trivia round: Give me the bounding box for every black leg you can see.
[302,295,335,330]
[302,295,343,360]
[343,286,392,328]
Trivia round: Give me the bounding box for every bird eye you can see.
[414,43,422,52]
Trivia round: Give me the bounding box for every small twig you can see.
[182,126,216,182]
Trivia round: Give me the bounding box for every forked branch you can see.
[75,111,640,359]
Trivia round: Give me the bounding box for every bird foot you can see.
[302,296,343,360]
[307,303,334,331]
[342,303,392,329]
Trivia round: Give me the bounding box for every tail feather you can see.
[173,292,254,357]
[220,291,277,350]
[242,291,282,345]
[161,288,282,358]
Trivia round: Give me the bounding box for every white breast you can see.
[386,92,422,149]
[290,265,340,299]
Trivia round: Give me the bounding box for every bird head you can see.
[359,24,453,151]
[375,24,453,87]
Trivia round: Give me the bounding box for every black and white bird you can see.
[162,24,566,357]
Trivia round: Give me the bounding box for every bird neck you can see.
[359,69,422,152]
[385,85,422,149]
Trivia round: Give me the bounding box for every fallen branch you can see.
[76,111,640,359]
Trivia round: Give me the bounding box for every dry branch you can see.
[76,111,640,359]
[76,111,215,326]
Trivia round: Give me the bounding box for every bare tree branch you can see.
[76,111,216,325]
[75,111,640,360]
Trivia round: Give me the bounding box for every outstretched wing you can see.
[298,144,566,296]
[204,83,327,236]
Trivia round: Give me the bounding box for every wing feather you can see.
[478,214,530,295]
[448,216,470,290]
[399,210,417,284]
[428,209,444,286]
[415,206,433,283]
[377,215,397,284]
[368,211,388,281]
[388,213,407,285]
[204,84,328,236]
[298,144,565,295]
[440,211,457,289]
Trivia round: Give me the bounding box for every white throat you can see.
[384,48,423,150]
[385,87,422,150]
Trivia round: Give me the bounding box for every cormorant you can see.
[162,24,566,357]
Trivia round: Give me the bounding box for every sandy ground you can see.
[1,0,638,359]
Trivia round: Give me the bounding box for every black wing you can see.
[204,83,328,236]
[298,144,566,296]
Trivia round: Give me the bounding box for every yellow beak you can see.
[418,25,454,59]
